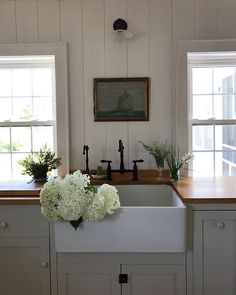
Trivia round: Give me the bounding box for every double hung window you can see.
[188,53,236,176]
[0,43,69,179]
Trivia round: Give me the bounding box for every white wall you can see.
[0,0,236,171]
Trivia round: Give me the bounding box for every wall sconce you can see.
[113,18,133,42]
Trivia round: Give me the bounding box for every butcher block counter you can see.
[0,170,236,204]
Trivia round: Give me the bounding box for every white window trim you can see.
[175,39,236,176]
[0,43,69,177]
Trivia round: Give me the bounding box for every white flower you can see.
[40,177,63,221]
[97,184,120,214]
[83,193,106,221]
[84,184,120,222]
[40,170,120,228]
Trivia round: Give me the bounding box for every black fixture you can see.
[100,160,112,180]
[101,139,143,181]
[132,159,144,181]
[113,18,128,31]
[118,139,125,173]
[82,145,90,174]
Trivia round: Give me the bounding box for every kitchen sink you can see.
[54,184,186,252]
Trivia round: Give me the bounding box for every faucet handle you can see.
[133,159,144,164]
[132,159,144,181]
[100,160,112,180]
[83,145,89,154]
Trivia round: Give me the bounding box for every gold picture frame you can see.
[93,77,149,121]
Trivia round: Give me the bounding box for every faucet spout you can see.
[118,139,125,173]
[82,145,90,174]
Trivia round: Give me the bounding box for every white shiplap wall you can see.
[0,0,236,171]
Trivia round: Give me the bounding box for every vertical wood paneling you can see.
[0,1,16,43]
[38,0,60,42]
[83,0,106,170]
[172,0,194,147]
[16,0,38,42]
[194,0,218,39]
[60,0,84,170]
[172,0,194,40]
[149,0,172,150]
[3,0,236,171]
[127,0,149,76]
[127,0,150,168]
[104,0,128,170]
[217,0,236,38]
[149,0,172,166]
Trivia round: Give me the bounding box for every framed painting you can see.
[93,77,149,121]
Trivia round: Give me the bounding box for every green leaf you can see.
[69,217,83,230]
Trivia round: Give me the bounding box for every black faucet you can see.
[132,159,144,180]
[101,139,144,180]
[100,160,112,180]
[83,145,90,174]
[118,139,125,173]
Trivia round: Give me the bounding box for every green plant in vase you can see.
[140,141,171,179]
[165,147,193,181]
[18,144,62,182]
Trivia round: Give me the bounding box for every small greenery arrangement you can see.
[18,145,62,181]
[140,141,171,173]
[165,148,193,181]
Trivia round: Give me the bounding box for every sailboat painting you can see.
[94,77,149,121]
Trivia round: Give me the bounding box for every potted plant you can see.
[18,145,62,182]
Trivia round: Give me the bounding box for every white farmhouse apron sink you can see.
[54,184,186,252]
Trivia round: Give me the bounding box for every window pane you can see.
[213,94,236,119]
[215,125,236,150]
[215,151,236,176]
[0,154,11,179]
[192,68,212,94]
[0,98,11,121]
[192,152,214,176]
[213,67,234,94]
[11,127,31,152]
[32,68,53,96]
[0,127,10,151]
[12,97,32,120]
[192,126,213,150]
[192,95,213,119]
[12,69,32,96]
[33,97,53,120]
[32,126,53,151]
[0,69,11,96]
[12,153,29,179]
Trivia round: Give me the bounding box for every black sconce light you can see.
[112,18,133,42]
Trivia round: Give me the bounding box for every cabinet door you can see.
[122,264,186,295]
[193,211,236,295]
[0,237,50,295]
[58,263,121,295]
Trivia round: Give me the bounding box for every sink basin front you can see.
[54,184,186,252]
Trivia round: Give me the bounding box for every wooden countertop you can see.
[0,171,236,204]
[173,176,236,204]
[0,180,42,204]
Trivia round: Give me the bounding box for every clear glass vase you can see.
[170,169,180,182]
[156,165,164,180]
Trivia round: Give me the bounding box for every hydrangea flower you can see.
[40,170,120,229]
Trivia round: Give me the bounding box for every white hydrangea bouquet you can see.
[40,170,120,230]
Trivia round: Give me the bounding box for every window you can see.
[0,44,69,179]
[188,53,236,176]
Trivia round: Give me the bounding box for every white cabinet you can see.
[57,254,186,295]
[122,264,186,295]
[58,263,120,295]
[193,210,236,295]
[0,205,50,295]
